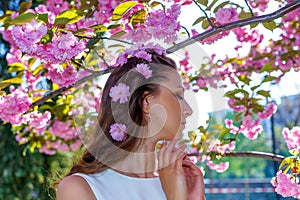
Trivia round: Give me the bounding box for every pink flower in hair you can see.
[136,63,152,79]
[109,83,130,104]
[109,123,127,141]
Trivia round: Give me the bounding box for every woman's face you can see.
[148,70,193,141]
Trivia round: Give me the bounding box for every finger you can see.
[182,160,203,176]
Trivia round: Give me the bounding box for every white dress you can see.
[73,169,167,200]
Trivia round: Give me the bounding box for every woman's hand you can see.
[182,157,206,200]
[157,138,188,200]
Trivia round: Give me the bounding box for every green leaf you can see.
[37,13,49,24]
[251,85,259,91]
[260,62,274,73]
[238,74,251,85]
[8,63,25,73]
[289,149,299,156]
[130,9,146,26]
[279,157,293,173]
[238,11,252,19]
[262,76,277,83]
[91,24,107,34]
[19,1,32,13]
[202,19,210,29]
[257,90,270,98]
[197,0,208,6]
[2,77,23,84]
[110,31,127,39]
[112,1,139,21]
[54,9,83,25]
[262,20,277,31]
[206,0,218,11]
[0,77,23,89]
[188,131,197,142]
[250,22,259,28]
[10,12,36,25]
[40,29,53,44]
[213,1,230,13]
[150,1,164,8]
[192,16,206,26]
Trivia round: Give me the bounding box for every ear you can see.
[142,92,156,114]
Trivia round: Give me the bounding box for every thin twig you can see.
[78,35,133,45]
[187,151,285,162]
[193,0,216,28]
[244,0,255,17]
[181,25,191,38]
[167,1,300,53]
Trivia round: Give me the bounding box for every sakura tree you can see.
[0,0,299,198]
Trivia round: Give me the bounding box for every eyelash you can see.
[176,94,184,100]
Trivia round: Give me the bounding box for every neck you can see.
[112,138,159,178]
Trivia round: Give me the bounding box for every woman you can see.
[57,46,205,200]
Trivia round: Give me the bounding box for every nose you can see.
[183,99,193,117]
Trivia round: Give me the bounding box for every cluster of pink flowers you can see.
[11,20,85,64]
[233,27,264,46]
[208,139,236,155]
[215,7,239,25]
[47,64,78,87]
[204,155,229,173]
[0,88,31,125]
[11,19,48,54]
[225,102,277,139]
[116,43,166,66]
[126,4,181,43]
[49,119,78,140]
[39,139,82,155]
[249,0,270,12]
[179,51,193,74]
[282,127,300,152]
[271,171,300,199]
[26,111,51,135]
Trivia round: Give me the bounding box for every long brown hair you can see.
[67,51,177,175]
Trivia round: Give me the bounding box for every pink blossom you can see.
[109,83,130,104]
[15,135,28,144]
[282,127,300,151]
[49,119,78,140]
[228,98,245,112]
[179,51,192,73]
[249,0,270,12]
[206,157,229,173]
[215,7,238,24]
[27,111,51,135]
[11,19,47,54]
[0,87,31,125]
[48,65,78,87]
[126,24,152,43]
[109,123,127,141]
[146,4,181,43]
[70,139,82,151]
[258,102,277,119]
[39,141,56,155]
[271,171,300,198]
[136,63,152,79]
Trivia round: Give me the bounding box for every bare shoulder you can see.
[56,175,96,200]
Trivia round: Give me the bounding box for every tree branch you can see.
[29,1,300,108]
[30,68,114,108]
[187,151,285,162]
[167,1,300,53]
